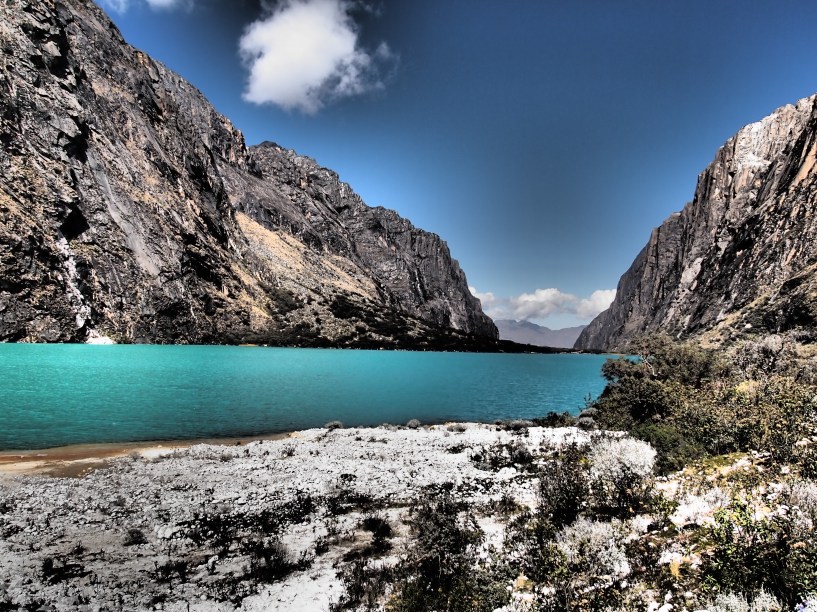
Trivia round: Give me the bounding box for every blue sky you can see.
[98,0,817,328]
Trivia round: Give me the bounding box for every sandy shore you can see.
[0,433,291,477]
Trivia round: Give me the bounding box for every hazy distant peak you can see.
[495,320,586,349]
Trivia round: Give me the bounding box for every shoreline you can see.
[0,414,582,477]
[0,422,584,610]
[0,431,291,477]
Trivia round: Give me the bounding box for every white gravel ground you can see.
[0,423,589,611]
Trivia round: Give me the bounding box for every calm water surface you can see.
[0,345,610,450]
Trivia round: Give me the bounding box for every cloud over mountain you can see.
[239,0,394,113]
[576,289,617,320]
[470,287,615,324]
[100,0,191,12]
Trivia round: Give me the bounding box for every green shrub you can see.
[123,528,147,546]
[591,334,817,475]
[532,411,576,427]
[387,485,510,612]
[242,536,311,583]
[331,558,393,611]
[622,333,727,387]
[154,559,189,587]
[588,436,655,518]
[537,443,589,529]
[41,556,88,584]
[499,419,535,431]
[595,376,682,428]
[630,422,704,474]
[707,590,783,612]
[702,498,817,606]
[554,518,629,605]
[471,440,534,471]
[517,518,628,611]
[347,514,393,558]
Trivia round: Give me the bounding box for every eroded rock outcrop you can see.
[576,94,817,351]
[0,0,496,347]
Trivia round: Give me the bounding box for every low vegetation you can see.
[564,332,817,609]
[593,334,817,474]
[324,332,817,610]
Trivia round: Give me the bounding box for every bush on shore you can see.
[592,333,817,476]
[386,484,510,612]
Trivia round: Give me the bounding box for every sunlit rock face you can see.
[0,0,496,346]
[576,94,817,351]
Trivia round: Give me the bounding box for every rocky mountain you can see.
[0,0,497,347]
[495,319,585,348]
[576,94,817,351]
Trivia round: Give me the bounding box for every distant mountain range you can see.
[495,320,586,348]
[576,93,817,351]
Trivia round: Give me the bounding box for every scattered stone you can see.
[0,424,582,611]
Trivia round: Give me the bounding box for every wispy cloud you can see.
[99,0,191,13]
[145,0,191,9]
[239,0,395,113]
[99,0,129,12]
[576,289,617,320]
[469,286,616,324]
[469,288,498,310]
[509,288,578,321]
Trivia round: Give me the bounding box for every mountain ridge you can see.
[576,93,817,351]
[0,0,496,348]
[495,319,585,348]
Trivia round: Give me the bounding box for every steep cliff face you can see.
[231,142,496,339]
[576,94,817,351]
[0,0,496,346]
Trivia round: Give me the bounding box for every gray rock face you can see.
[576,94,817,351]
[0,0,496,346]
[234,142,496,339]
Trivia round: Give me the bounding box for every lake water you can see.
[0,345,611,450]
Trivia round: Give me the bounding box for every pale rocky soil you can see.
[0,424,588,611]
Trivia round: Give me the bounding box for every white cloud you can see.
[239,0,394,113]
[509,288,577,321]
[469,286,507,320]
[99,0,190,12]
[145,0,190,9]
[469,286,496,308]
[576,289,616,319]
[470,286,616,324]
[99,0,129,12]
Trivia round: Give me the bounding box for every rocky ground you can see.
[2,419,811,612]
[0,423,588,611]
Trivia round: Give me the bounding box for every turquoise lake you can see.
[0,345,611,450]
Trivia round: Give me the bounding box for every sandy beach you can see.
[0,433,292,477]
